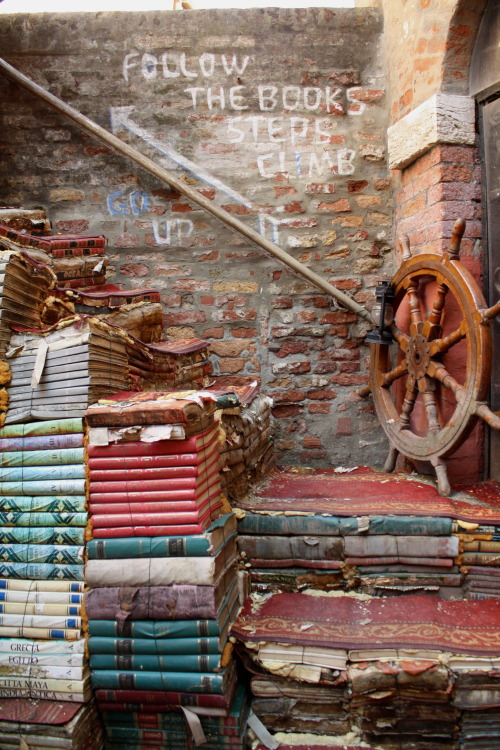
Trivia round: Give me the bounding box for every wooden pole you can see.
[0,55,372,323]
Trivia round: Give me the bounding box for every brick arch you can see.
[441,0,488,93]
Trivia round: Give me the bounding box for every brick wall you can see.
[0,8,395,470]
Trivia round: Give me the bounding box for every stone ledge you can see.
[388,93,476,170]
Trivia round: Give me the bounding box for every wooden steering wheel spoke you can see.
[369,218,495,496]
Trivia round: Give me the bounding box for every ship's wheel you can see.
[369,218,500,496]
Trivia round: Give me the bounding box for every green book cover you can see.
[87,514,236,559]
[0,512,88,527]
[0,419,83,438]
[0,448,85,468]
[88,636,222,656]
[0,496,86,513]
[0,543,84,565]
[90,668,227,693]
[90,653,221,672]
[0,527,85,545]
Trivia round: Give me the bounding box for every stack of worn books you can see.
[237,469,462,597]
[4,317,130,425]
[0,417,93,709]
[84,391,249,748]
[0,699,103,750]
[69,283,164,344]
[210,382,274,503]
[126,337,212,392]
[0,223,108,291]
[85,391,224,537]
[0,249,56,355]
[231,592,500,750]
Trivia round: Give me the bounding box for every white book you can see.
[0,578,84,592]
[0,626,80,640]
[0,651,85,667]
[0,602,81,616]
[0,674,88,692]
[0,590,83,604]
[0,613,81,628]
[0,637,85,654]
[0,687,88,702]
[0,663,86,680]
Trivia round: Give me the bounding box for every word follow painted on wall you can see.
[123,52,251,82]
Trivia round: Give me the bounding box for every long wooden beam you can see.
[0,55,372,323]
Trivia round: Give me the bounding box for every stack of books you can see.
[83,391,249,749]
[5,317,130,424]
[70,284,164,344]
[210,383,274,503]
[0,418,91,705]
[454,517,500,600]
[126,337,212,392]
[0,207,51,235]
[0,699,103,750]
[85,392,224,537]
[0,249,56,356]
[231,592,500,749]
[0,224,108,290]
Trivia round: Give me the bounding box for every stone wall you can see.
[0,8,393,469]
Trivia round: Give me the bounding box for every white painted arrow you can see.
[110,106,253,210]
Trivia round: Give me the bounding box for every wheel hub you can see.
[407,333,431,380]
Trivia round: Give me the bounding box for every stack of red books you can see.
[85,391,223,538]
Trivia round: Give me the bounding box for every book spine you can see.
[87,535,211,559]
[0,602,81,616]
[367,516,453,535]
[89,476,217,494]
[0,465,86,482]
[87,424,219,458]
[0,512,88,527]
[0,590,83,603]
[103,728,238,743]
[0,663,84,679]
[89,500,215,515]
[91,670,225,693]
[88,636,221,655]
[0,447,85,467]
[88,620,222,639]
[0,479,86,495]
[0,419,83,438]
[100,711,235,728]
[0,687,87,702]
[237,513,344,536]
[51,246,106,258]
[57,275,106,289]
[88,453,203,469]
[90,506,222,528]
[0,578,84,592]
[0,674,86,692]
[0,612,81,628]
[0,561,85,581]
[90,653,221,672]
[0,527,85,545]
[88,463,216,481]
[0,543,84,564]
[0,626,81,639]
[460,553,500,565]
[94,688,230,708]
[0,434,84,453]
[85,556,221,587]
[84,585,219,622]
[0,495,87,513]
[0,637,85,653]
[91,523,209,538]
[0,651,85,666]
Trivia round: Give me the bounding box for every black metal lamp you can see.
[366,279,394,345]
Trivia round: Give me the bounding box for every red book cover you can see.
[75,283,161,306]
[231,592,500,656]
[57,275,107,290]
[51,246,106,258]
[85,391,216,427]
[89,465,220,496]
[89,473,221,504]
[87,423,220,460]
[94,686,234,709]
[92,521,214,538]
[90,493,223,529]
[88,447,219,475]
[88,447,219,481]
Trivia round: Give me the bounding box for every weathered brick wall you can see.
[0,8,395,469]
[382,0,487,124]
